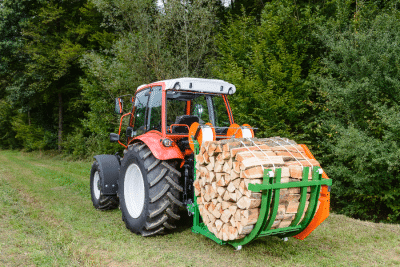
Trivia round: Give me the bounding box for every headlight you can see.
[162,138,173,147]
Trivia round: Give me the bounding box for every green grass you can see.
[0,150,399,267]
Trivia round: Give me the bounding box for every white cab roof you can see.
[137,77,236,95]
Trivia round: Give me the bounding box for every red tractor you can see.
[90,78,245,236]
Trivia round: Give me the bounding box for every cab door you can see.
[131,86,163,136]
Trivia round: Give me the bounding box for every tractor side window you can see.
[147,86,162,131]
[132,88,150,135]
[213,96,230,127]
[166,99,186,126]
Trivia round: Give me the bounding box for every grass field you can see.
[0,150,399,267]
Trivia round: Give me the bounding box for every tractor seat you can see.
[172,115,200,133]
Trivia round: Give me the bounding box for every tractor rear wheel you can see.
[90,162,119,210]
[119,142,183,236]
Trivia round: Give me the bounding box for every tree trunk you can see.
[28,109,31,126]
[58,92,63,152]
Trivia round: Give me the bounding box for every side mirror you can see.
[110,133,120,142]
[115,98,123,114]
[126,127,133,138]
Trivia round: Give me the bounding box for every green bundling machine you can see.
[187,141,333,250]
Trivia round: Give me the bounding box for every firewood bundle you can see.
[193,137,321,241]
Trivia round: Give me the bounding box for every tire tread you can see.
[120,142,183,237]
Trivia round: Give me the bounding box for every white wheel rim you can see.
[93,171,101,200]
[124,163,145,219]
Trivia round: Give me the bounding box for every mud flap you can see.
[94,154,120,196]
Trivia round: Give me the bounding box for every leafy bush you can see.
[11,114,57,151]
[315,8,400,222]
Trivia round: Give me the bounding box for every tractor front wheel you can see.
[119,142,183,236]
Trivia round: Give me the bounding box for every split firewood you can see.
[241,208,259,225]
[223,161,231,173]
[235,150,277,162]
[207,142,217,156]
[215,144,222,153]
[237,195,262,210]
[222,142,242,152]
[238,224,254,235]
[230,169,240,180]
[206,156,215,171]
[221,201,234,210]
[235,190,243,201]
[230,145,274,158]
[228,225,238,240]
[216,176,226,187]
[234,209,241,222]
[194,179,201,196]
[203,152,210,164]
[222,190,231,202]
[270,145,305,152]
[194,137,323,241]
[232,192,240,202]
[209,172,216,184]
[239,156,285,170]
[221,209,232,223]
[196,154,205,164]
[226,182,236,193]
[229,205,238,217]
[215,219,223,231]
[214,162,223,172]
[222,151,231,160]
[217,186,226,197]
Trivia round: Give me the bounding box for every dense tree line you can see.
[1,0,399,222]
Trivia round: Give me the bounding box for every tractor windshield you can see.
[166,91,231,134]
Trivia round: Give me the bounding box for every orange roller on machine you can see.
[226,123,254,139]
[188,122,216,151]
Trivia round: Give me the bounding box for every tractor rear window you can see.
[166,91,231,134]
[212,96,230,128]
[191,95,210,124]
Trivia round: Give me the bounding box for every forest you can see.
[1,0,399,223]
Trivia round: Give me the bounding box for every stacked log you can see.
[193,137,321,241]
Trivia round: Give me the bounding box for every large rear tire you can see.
[90,161,119,210]
[119,142,183,236]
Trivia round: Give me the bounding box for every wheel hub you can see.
[93,171,101,200]
[124,163,145,219]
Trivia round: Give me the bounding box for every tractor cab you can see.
[113,78,252,158]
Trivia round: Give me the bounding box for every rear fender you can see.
[132,131,184,161]
[93,154,120,196]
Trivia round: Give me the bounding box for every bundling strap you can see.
[269,138,305,170]
[238,140,272,172]
[276,137,314,168]
[245,138,276,171]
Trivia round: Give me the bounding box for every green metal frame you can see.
[189,141,332,249]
